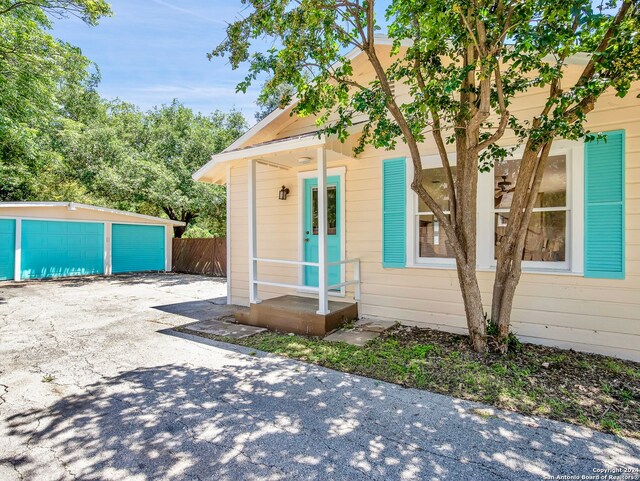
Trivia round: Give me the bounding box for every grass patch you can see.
[175,324,640,439]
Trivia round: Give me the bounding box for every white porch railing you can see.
[248,147,352,315]
[250,257,361,313]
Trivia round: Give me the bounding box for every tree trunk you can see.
[161,207,194,238]
[174,212,196,238]
[457,262,487,352]
[173,225,186,238]
[364,33,488,352]
[491,141,553,351]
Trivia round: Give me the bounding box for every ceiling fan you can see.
[495,175,516,208]
[495,175,516,196]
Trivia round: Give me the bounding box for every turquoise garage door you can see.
[0,219,16,280]
[21,220,104,279]
[112,224,165,274]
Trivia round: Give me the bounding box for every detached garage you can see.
[0,202,184,281]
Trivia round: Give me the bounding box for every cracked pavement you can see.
[0,273,638,480]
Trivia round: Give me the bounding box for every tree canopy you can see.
[213,0,640,351]
[64,100,247,237]
[0,0,111,200]
[0,0,246,237]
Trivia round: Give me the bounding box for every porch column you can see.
[248,158,259,304]
[316,147,329,315]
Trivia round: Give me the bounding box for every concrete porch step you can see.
[234,295,358,336]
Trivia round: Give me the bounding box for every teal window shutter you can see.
[584,130,625,279]
[382,158,407,268]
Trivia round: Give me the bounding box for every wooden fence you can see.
[172,237,227,277]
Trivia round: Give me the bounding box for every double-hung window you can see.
[493,154,569,270]
[415,166,457,263]
[409,142,580,272]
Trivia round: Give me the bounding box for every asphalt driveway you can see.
[0,274,638,481]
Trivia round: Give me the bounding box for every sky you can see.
[52,0,261,122]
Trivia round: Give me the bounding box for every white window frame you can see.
[406,140,584,275]
[407,153,459,268]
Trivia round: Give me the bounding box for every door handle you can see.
[304,238,310,243]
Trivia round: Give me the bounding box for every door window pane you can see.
[311,186,337,235]
[418,214,454,258]
[495,211,566,262]
[494,155,567,210]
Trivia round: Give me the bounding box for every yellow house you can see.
[194,38,639,361]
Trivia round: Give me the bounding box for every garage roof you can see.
[0,202,186,226]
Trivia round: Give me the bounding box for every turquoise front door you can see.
[303,176,341,289]
[0,219,16,280]
[21,220,104,279]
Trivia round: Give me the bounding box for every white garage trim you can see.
[0,202,185,227]
[14,218,21,281]
[165,225,172,272]
[104,221,113,275]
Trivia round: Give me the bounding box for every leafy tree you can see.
[0,0,111,200]
[64,100,246,237]
[125,101,245,237]
[0,1,111,24]
[254,79,296,121]
[212,0,640,352]
[0,1,244,239]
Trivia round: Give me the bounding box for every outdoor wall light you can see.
[279,185,290,200]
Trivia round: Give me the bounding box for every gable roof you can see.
[0,202,186,226]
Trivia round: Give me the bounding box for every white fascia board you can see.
[223,101,298,154]
[0,202,186,226]
[193,134,326,181]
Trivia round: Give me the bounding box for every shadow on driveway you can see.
[152,297,237,322]
[4,335,639,481]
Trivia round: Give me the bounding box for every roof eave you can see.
[193,134,326,183]
[0,202,186,226]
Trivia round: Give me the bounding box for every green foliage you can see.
[0,0,111,199]
[486,314,522,352]
[212,0,639,166]
[0,1,112,26]
[182,224,215,239]
[254,79,296,121]
[0,1,245,237]
[57,99,247,235]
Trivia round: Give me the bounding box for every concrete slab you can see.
[182,319,266,339]
[354,318,397,333]
[324,329,380,346]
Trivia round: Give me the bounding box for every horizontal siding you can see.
[228,78,640,361]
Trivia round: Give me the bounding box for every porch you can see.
[223,131,362,334]
[235,295,358,336]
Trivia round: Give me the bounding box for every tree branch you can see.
[430,109,457,222]
[472,65,509,153]
[575,0,632,89]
